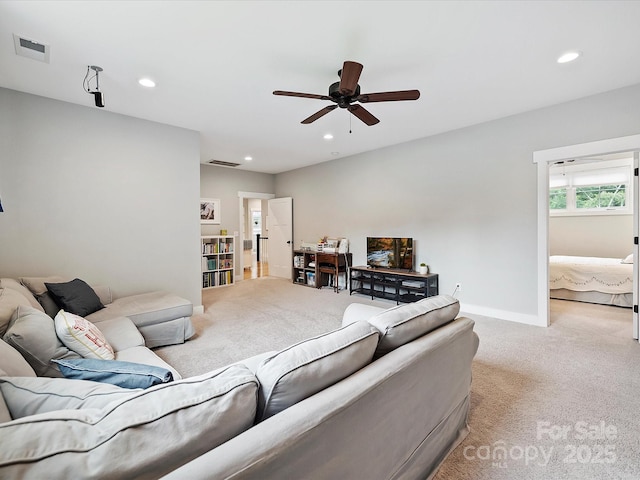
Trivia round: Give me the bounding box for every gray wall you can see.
[0,88,202,306]
[549,215,633,258]
[275,84,640,318]
[200,164,275,276]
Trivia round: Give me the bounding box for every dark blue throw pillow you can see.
[52,358,174,389]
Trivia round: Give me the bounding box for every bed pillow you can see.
[54,310,115,360]
[368,294,460,357]
[53,358,173,389]
[0,365,258,479]
[3,305,79,377]
[622,253,634,264]
[45,278,104,317]
[255,321,379,422]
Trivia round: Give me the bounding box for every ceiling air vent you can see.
[209,159,241,167]
[13,34,50,63]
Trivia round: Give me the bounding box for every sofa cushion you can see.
[0,288,33,337]
[367,294,460,357]
[0,365,259,479]
[86,291,193,327]
[255,321,379,422]
[54,310,115,360]
[35,292,61,318]
[0,339,36,377]
[93,316,145,351]
[0,389,10,423]
[53,358,173,389]
[20,276,65,297]
[115,346,182,381]
[3,305,79,377]
[0,279,43,312]
[45,278,104,317]
[0,376,138,418]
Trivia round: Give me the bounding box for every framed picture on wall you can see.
[200,198,221,224]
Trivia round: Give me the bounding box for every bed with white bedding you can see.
[549,255,634,308]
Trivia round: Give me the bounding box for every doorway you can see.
[238,192,274,280]
[548,154,634,325]
[534,134,640,341]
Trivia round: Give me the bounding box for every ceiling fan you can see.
[273,61,420,126]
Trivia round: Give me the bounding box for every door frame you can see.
[534,134,640,332]
[238,191,275,277]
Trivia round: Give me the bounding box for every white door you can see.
[634,152,639,341]
[267,197,293,279]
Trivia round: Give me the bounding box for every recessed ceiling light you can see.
[138,78,156,88]
[557,51,581,64]
[244,156,253,161]
[323,133,334,140]
[331,152,340,156]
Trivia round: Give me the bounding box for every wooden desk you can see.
[316,252,352,292]
[292,250,352,293]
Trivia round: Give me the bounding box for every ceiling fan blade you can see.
[356,90,421,103]
[348,104,379,126]
[339,61,363,96]
[273,90,332,101]
[301,105,338,124]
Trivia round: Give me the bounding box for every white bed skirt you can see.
[550,288,633,308]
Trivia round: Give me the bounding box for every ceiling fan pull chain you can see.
[349,111,352,134]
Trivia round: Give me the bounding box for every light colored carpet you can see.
[155,279,640,479]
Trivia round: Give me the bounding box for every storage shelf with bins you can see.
[293,250,317,287]
[349,266,438,304]
[201,235,235,289]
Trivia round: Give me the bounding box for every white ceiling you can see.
[2,1,640,174]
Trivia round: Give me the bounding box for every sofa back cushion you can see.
[368,295,460,357]
[0,388,10,423]
[0,288,32,337]
[0,375,137,418]
[0,337,36,377]
[3,305,79,377]
[0,365,258,479]
[255,321,379,422]
[0,279,43,312]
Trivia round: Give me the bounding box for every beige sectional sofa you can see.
[1,276,195,348]
[0,294,478,479]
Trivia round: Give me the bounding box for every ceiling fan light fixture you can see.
[244,156,253,161]
[557,51,581,64]
[138,77,156,88]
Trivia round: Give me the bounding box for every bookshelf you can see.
[201,235,235,289]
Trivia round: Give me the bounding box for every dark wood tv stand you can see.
[349,266,439,304]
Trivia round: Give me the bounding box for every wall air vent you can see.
[13,34,50,63]
[209,159,241,167]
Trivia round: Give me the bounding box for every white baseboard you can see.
[459,302,546,327]
[193,305,204,315]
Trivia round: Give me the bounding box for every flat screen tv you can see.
[367,237,413,270]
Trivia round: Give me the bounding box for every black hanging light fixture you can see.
[83,65,105,107]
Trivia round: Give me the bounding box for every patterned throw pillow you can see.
[54,310,115,360]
